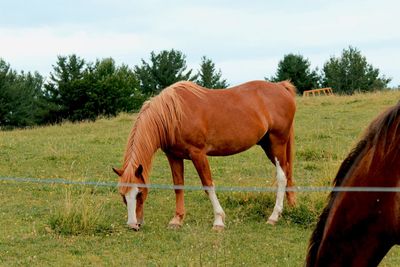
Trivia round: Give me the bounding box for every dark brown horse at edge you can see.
[113,80,296,231]
[306,101,400,267]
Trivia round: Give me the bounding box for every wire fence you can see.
[3,175,400,265]
[1,176,400,193]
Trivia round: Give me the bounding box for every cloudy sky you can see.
[1,0,399,87]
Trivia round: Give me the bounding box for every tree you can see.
[0,58,45,128]
[196,56,228,89]
[322,46,391,94]
[44,55,143,123]
[134,49,197,95]
[0,59,13,126]
[13,71,47,126]
[87,58,142,115]
[43,54,89,122]
[268,54,320,94]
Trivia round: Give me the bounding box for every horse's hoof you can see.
[128,223,140,231]
[168,216,184,229]
[267,219,277,225]
[212,225,225,232]
[168,223,182,230]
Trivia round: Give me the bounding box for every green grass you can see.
[1,90,400,266]
[48,188,116,235]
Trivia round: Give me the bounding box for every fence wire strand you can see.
[1,176,400,193]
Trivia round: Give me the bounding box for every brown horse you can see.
[306,101,400,267]
[113,80,296,231]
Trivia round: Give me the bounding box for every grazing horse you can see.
[306,101,400,267]
[113,80,296,231]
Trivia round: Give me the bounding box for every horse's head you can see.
[113,164,148,231]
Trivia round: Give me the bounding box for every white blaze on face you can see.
[125,187,139,225]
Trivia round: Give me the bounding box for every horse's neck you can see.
[124,133,160,181]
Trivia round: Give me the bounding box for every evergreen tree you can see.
[0,59,13,126]
[88,58,142,115]
[322,46,391,94]
[134,49,197,95]
[0,59,45,128]
[269,54,320,94]
[196,56,228,89]
[44,54,90,122]
[44,55,142,123]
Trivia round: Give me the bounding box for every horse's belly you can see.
[206,144,254,156]
[204,117,267,156]
[205,134,262,156]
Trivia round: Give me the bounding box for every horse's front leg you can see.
[167,154,185,229]
[190,150,225,231]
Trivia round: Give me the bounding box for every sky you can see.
[1,0,399,87]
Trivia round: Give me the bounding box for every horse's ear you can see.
[112,167,123,176]
[135,164,143,178]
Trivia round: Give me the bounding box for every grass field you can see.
[1,90,400,266]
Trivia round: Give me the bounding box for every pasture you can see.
[1,90,399,266]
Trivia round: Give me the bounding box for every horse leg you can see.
[190,150,225,231]
[260,132,296,207]
[268,155,287,225]
[167,154,185,229]
[260,135,289,225]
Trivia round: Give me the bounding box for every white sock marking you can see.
[208,188,225,227]
[268,157,287,223]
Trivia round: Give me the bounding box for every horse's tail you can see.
[280,80,297,97]
[286,122,295,182]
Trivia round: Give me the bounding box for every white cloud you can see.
[1,0,399,86]
[0,26,174,74]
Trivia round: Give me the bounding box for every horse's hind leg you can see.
[260,134,291,225]
[167,154,185,228]
[190,150,225,231]
[259,133,295,207]
[269,156,287,224]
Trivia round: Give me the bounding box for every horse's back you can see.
[169,81,296,156]
[177,80,295,130]
[173,80,295,117]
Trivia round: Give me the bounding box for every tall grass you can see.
[49,189,115,235]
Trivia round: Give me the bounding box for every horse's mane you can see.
[119,81,204,194]
[306,101,400,266]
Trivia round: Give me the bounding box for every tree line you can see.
[0,46,391,129]
[268,46,391,95]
